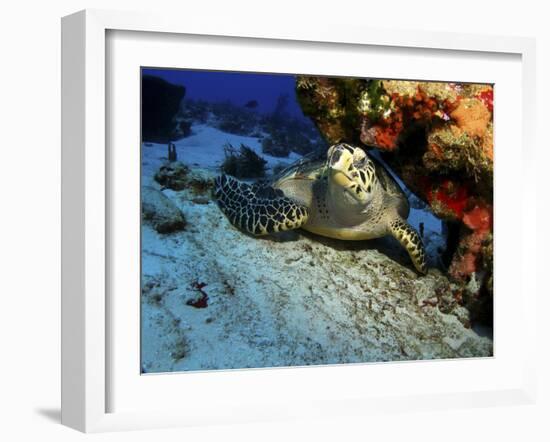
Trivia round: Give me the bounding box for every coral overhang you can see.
[296,76,494,315]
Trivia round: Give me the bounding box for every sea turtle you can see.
[213,143,427,274]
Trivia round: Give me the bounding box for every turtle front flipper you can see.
[214,175,309,236]
[388,218,428,274]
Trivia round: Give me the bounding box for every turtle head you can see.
[326,143,377,208]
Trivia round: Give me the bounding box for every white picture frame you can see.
[61,9,537,433]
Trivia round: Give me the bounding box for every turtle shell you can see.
[271,151,327,185]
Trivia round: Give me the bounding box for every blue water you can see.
[142,68,307,119]
[138,69,484,375]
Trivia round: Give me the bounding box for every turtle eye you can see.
[352,148,369,168]
[353,147,366,163]
[355,157,370,171]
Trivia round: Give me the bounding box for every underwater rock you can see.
[179,98,210,124]
[296,76,494,309]
[154,161,189,191]
[176,119,193,138]
[141,185,186,234]
[210,100,257,136]
[261,136,290,157]
[142,75,186,143]
[140,171,492,372]
[154,162,214,196]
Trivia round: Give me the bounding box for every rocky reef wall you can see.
[142,75,186,143]
[296,77,493,321]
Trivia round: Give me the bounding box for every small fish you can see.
[244,100,258,109]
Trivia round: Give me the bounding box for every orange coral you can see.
[425,179,469,219]
[373,124,401,150]
[463,204,492,232]
[482,126,494,161]
[361,86,442,151]
[450,98,491,139]
[449,228,491,280]
[449,203,492,280]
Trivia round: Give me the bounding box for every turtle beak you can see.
[328,145,354,185]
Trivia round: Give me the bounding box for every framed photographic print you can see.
[61,9,537,432]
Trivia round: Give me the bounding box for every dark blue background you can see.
[142,68,306,119]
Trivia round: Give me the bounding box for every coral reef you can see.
[177,95,327,157]
[178,98,210,124]
[261,136,290,157]
[261,116,325,157]
[296,77,494,320]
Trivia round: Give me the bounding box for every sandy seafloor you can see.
[141,124,493,374]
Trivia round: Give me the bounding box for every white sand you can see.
[142,124,302,185]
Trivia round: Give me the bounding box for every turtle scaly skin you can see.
[388,218,427,274]
[214,143,428,274]
[213,175,309,235]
